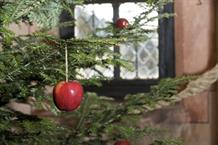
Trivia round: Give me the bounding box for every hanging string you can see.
[65,46,69,82]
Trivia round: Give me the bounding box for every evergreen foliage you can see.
[0,76,192,145]
[0,0,189,144]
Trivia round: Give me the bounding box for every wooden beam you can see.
[212,0,218,145]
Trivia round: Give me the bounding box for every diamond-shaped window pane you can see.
[75,4,114,79]
[75,4,113,38]
[120,43,136,79]
[119,3,159,79]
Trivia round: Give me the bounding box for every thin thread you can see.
[65,46,68,82]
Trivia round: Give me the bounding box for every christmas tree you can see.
[0,0,193,144]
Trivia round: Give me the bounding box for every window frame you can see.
[59,1,175,99]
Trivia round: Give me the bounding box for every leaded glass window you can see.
[59,0,175,97]
[74,2,159,80]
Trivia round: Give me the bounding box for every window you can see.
[59,0,175,98]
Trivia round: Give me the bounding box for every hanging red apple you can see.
[114,140,131,145]
[53,81,84,111]
[115,18,129,29]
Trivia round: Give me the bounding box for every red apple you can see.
[114,140,131,145]
[53,81,83,111]
[115,18,129,29]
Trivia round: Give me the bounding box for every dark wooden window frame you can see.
[59,0,175,99]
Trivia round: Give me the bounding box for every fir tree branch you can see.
[76,95,90,130]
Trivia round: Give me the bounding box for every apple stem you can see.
[65,46,69,82]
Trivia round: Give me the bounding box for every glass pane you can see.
[119,3,159,79]
[75,4,113,38]
[137,33,159,79]
[120,43,136,79]
[75,4,114,79]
